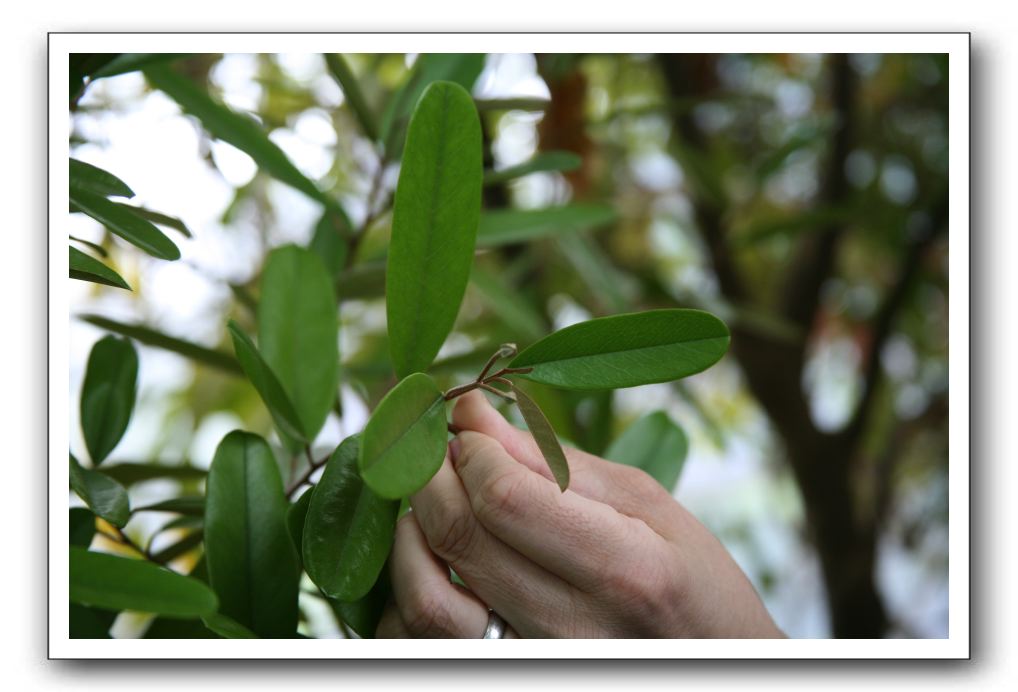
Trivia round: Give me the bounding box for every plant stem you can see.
[286,453,328,499]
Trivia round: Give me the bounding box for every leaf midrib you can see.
[517,334,729,369]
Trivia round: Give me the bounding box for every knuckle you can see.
[616,464,669,501]
[598,532,673,623]
[401,587,456,638]
[475,469,529,523]
[428,504,478,564]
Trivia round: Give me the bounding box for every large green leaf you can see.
[310,212,348,280]
[204,431,299,637]
[69,547,218,618]
[69,247,130,290]
[509,383,570,492]
[69,602,116,638]
[70,187,180,260]
[304,435,399,601]
[80,335,138,465]
[477,204,616,247]
[509,309,730,390]
[144,64,349,226]
[359,373,447,499]
[79,314,241,375]
[258,245,339,441]
[69,158,134,198]
[604,412,689,493]
[483,150,582,186]
[386,81,482,378]
[227,320,306,442]
[69,507,96,548]
[328,565,391,639]
[69,454,130,528]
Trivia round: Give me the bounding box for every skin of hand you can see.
[376,390,785,639]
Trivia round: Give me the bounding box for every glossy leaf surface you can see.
[604,411,689,492]
[204,431,299,638]
[359,373,447,499]
[69,246,130,290]
[69,158,134,198]
[304,435,399,601]
[80,336,138,465]
[70,187,180,260]
[69,507,96,548]
[329,564,391,639]
[510,309,730,390]
[509,383,570,492]
[69,454,130,527]
[386,81,482,378]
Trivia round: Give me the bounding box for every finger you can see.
[450,430,668,591]
[452,390,679,537]
[375,602,410,638]
[389,513,489,638]
[410,453,582,637]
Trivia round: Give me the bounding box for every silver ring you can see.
[482,610,506,639]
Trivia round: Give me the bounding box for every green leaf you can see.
[80,336,138,465]
[69,507,96,548]
[304,435,399,601]
[477,204,616,247]
[227,320,306,442]
[204,430,299,637]
[328,565,391,639]
[510,309,731,391]
[144,64,349,224]
[69,602,116,638]
[70,187,180,260]
[258,245,339,441]
[604,412,689,492]
[379,54,485,152]
[113,204,193,238]
[469,264,546,342]
[359,373,447,499]
[201,612,259,639]
[90,53,189,79]
[149,531,204,563]
[69,246,130,290]
[324,54,378,141]
[474,97,550,113]
[508,383,570,492]
[69,454,131,527]
[78,314,241,375]
[386,81,482,378]
[132,496,205,516]
[100,462,207,488]
[336,260,385,301]
[310,212,348,280]
[69,546,218,618]
[69,158,134,198]
[484,150,582,186]
[286,486,315,568]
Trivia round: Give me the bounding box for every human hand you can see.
[376,390,784,638]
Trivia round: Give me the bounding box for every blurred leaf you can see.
[69,507,96,548]
[555,233,637,314]
[205,430,299,637]
[735,205,851,247]
[69,454,130,527]
[304,435,399,601]
[69,247,130,290]
[258,245,339,441]
[70,187,180,260]
[70,54,119,101]
[379,54,485,153]
[227,320,307,442]
[509,383,570,492]
[387,81,482,378]
[90,53,189,79]
[483,150,582,186]
[324,53,378,140]
[310,212,348,280]
[69,602,116,638]
[328,564,391,639]
[149,530,204,563]
[144,64,350,226]
[286,486,315,568]
[80,336,138,465]
[132,496,204,516]
[79,314,242,375]
[201,612,259,639]
[359,373,447,499]
[336,260,385,301]
[477,204,616,247]
[469,264,546,342]
[69,158,134,198]
[69,547,218,618]
[510,309,730,390]
[113,204,193,238]
[474,97,550,113]
[68,234,109,258]
[604,411,689,492]
[100,462,207,488]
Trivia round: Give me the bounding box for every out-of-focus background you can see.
[68,53,949,639]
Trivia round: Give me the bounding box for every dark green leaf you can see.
[508,383,570,492]
[474,97,550,113]
[204,430,299,637]
[484,150,582,186]
[80,336,138,465]
[336,260,385,301]
[78,314,242,375]
[113,204,193,238]
[69,246,130,290]
[324,54,378,141]
[69,158,134,198]
[328,564,391,639]
[149,530,204,563]
[386,81,482,377]
[510,309,730,390]
[132,496,204,516]
[258,245,339,441]
[69,454,131,527]
[304,435,399,601]
[604,412,689,492]
[70,187,180,260]
[100,462,207,488]
[477,204,616,247]
[310,212,349,280]
[69,507,96,548]
[69,547,218,618]
[286,486,315,568]
[144,64,349,224]
[143,617,217,638]
[359,373,447,499]
[69,602,116,638]
[227,320,306,442]
[69,234,109,258]
[201,612,259,639]
[70,55,119,101]
[735,205,851,247]
[90,53,189,79]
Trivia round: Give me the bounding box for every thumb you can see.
[451,389,550,478]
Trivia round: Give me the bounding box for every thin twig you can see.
[286,453,328,499]
[479,382,516,403]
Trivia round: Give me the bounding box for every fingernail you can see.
[449,436,462,463]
